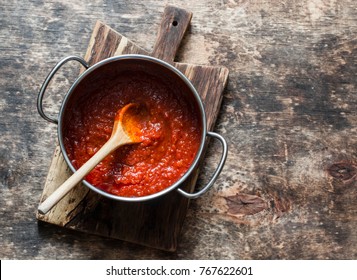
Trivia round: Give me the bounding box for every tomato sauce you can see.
[63,71,202,197]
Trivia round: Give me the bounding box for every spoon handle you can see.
[38,138,120,214]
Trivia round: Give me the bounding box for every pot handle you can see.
[177,131,228,199]
[37,56,89,124]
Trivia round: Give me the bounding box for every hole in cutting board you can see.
[172,20,178,26]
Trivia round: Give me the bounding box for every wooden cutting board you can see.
[36,5,229,251]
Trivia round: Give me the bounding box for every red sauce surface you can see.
[63,71,202,197]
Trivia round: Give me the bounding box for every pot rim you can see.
[57,54,207,202]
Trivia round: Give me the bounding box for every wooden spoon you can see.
[38,103,143,214]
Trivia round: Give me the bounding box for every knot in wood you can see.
[224,193,267,216]
[327,162,357,181]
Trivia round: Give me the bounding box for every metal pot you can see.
[37,54,227,202]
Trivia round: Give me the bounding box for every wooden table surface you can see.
[1,0,356,259]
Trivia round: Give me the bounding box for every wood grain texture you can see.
[1,0,357,259]
[36,12,229,251]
